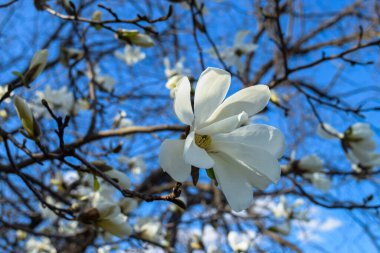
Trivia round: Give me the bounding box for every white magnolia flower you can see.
[112,110,134,128]
[104,168,131,189]
[164,57,191,98]
[25,237,57,253]
[134,218,163,242]
[209,31,257,73]
[115,45,145,66]
[93,67,115,93]
[119,198,138,215]
[271,195,305,220]
[93,200,132,238]
[159,67,285,211]
[318,122,380,168]
[298,154,324,172]
[304,173,331,192]
[32,86,75,117]
[227,231,251,252]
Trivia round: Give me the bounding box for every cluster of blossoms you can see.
[164,57,191,98]
[318,122,380,172]
[160,67,285,211]
[209,31,257,73]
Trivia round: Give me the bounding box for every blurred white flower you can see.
[164,57,191,98]
[209,31,257,73]
[227,231,251,252]
[115,29,155,48]
[318,122,380,168]
[160,67,284,211]
[303,173,331,192]
[112,110,134,128]
[25,237,57,253]
[298,155,324,172]
[93,67,115,93]
[92,199,133,238]
[115,45,145,66]
[32,86,75,117]
[134,218,163,243]
[271,195,305,220]
[119,198,138,215]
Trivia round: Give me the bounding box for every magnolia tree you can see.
[1,0,380,252]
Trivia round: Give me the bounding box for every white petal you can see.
[298,155,324,172]
[159,140,191,182]
[174,77,194,125]
[351,138,376,151]
[98,213,132,238]
[350,123,373,139]
[350,145,374,165]
[194,68,230,126]
[184,132,214,168]
[210,153,253,211]
[197,111,248,135]
[317,123,342,139]
[104,169,131,189]
[212,141,281,182]
[234,30,250,45]
[212,124,285,158]
[205,85,270,124]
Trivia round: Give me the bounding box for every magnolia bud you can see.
[115,29,155,48]
[14,96,41,140]
[24,49,48,85]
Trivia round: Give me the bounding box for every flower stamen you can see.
[195,134,212,150]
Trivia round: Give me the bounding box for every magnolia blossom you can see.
[112,110,134,128]
[318,123,380,168]
[164,57,191,98]
[227,231,251,252]
[134,218,165,244]
[298,154,323,172]
[303,173,331,192]
[92,199,133,238]
[271,196,305,220]
[31,86,75,118]
[115,45,145,66]
[295,154,330,191]
[25,237,57,253]
[209,31,257,73]
[160,67,284,211]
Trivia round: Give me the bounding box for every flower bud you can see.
[14,96,41,140]
[24,49,48,85]
[115,29,155,48]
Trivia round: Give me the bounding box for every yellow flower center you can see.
[195,134,212,150]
